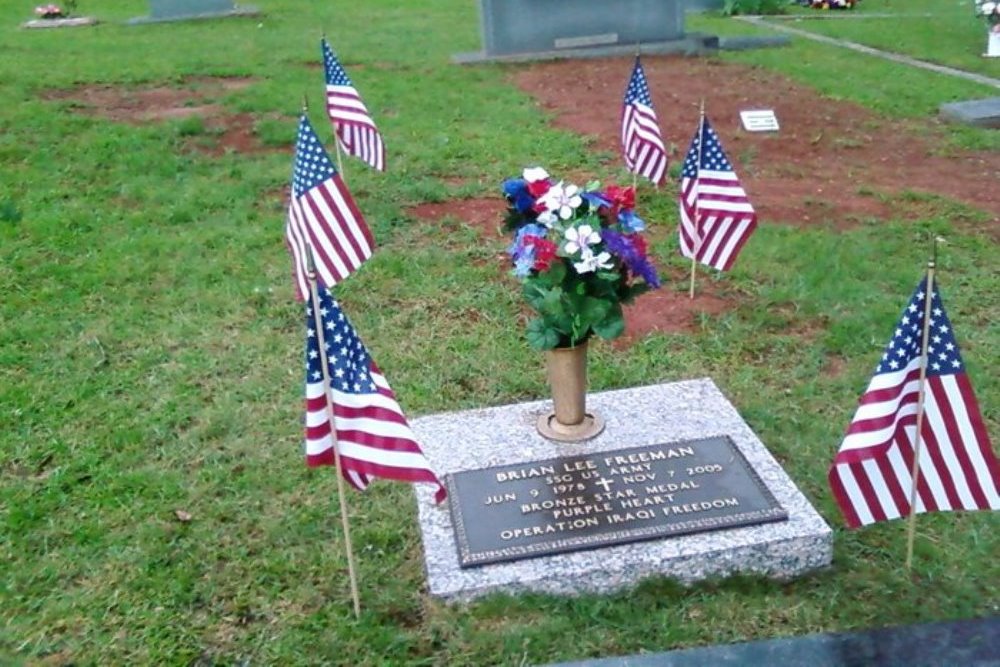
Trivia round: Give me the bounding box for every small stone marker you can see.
[740,109,780,132]
[412,378,832,601]
[22,17,97,29]
[939,97,1000,129]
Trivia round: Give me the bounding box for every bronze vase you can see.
[536,340,605,442]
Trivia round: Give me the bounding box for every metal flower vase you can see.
[536,340,605,442]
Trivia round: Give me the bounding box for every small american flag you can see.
[304,287,446,503]
[620,57,667,187]
[828,275,1000,528]
[323,39,385,172]
[678,117,757,272]
[285,115,374,301]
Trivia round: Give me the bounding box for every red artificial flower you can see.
[630,233,648,259]
[530,237,558,271]
[605,185,635,211]
[526,179,552,199]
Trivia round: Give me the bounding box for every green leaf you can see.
[578,296,611,329]
[593,303,625,340]
[526,317,562,350]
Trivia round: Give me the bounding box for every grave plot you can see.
[41,77,288,157]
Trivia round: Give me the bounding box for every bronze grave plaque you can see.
[446,436,787,567]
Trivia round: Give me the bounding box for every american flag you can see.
[323,39,385,172]
[303,286,446,503]
[828,275,1000,528]
[285,115,374,301]
[678,117,757,272]
[620,57,667,187]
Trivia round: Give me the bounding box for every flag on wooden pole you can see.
[828,274,1000,528]
[303,286,446,503]
[620,57,667,187]
[678,117,757,272]
[322,38,385,172]
[285,115,374,301]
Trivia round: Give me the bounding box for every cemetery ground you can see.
[1,0,997,664]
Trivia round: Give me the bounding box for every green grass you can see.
[2,1,998,665]
[777,0,999,76]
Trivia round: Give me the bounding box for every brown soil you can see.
[510,56,1000,229]
[406,56,998,342]
[405,198,504,239]
[42,76,286,156]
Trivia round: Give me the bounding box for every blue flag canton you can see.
[305,289,377,395]
[322,40,353,87]
[681,120,734,178]
[624,60,653,107]
[876,277,964,377]
[292,116,336,198]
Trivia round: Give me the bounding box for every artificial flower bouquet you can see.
[503,167,660,351]
[34,4,65,18]
[976,0,1000,30]
[807,0,857,9]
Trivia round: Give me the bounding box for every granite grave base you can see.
[21,17,97,29]
[412,378,832,602]
[939,97,1000,129]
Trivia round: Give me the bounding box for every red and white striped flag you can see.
[304,287,446,503]
[285,115,374,301]
[323,39,385,172]
[678,117,757,272]
[828,275,1000,528]
[620,57,667,187]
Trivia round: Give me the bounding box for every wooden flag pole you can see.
[305,247,362,617]
[688,100,705,300]
[632,45,640,195]
[333,126,347,184]
[904,255,936,571]
[319,34,348,182]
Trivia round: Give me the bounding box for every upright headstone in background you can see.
[128,0,259,24]
[455,0,719,63]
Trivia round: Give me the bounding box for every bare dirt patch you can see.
[510,56,1000,231]
[405,198,505,240]
[42,76,284,156]
[620,288,731,341]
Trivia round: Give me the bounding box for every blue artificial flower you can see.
[508,223,548,257]
[601,228,660,288]
[618,209,646,233]
[581,191,611,211]
[502,178,536,214]
[513,250,536,277]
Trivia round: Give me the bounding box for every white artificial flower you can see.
[563,224,601,255]
[538,181,582,220]
[573,249,613,274]
[982,1,996,14]
[522,166,549,182]
[536,210,557,227]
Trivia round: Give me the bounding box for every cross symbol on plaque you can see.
[594,477,615,493]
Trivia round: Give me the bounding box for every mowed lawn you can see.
[1,1,997,665]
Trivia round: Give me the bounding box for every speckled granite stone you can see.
[411,378,832,602]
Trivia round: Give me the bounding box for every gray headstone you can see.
[412,378,832,602]
[457,0,701,62]
[150,0,234,19]
[939,97,1000,129]
[128,0,260,24]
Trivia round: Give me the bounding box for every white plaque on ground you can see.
[740,109,780,132]
[411,378,832,602]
